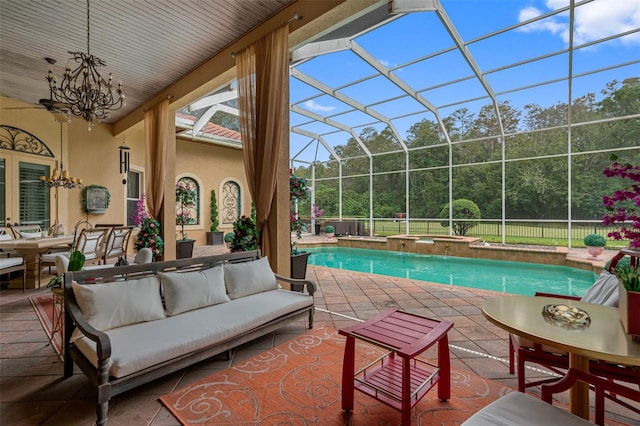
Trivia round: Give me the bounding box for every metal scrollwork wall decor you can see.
[0,125,55,157]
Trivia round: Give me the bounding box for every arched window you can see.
[221,180,241,225]
[176,176,200,225]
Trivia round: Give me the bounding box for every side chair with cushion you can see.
[101,226,133,264]
[463,368,640,426]
[0,256,26,292]
[42,227,110,272]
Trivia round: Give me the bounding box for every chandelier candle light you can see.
[40,122,83,189]
[46,0,124,130]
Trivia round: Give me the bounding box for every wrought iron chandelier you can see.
[45,0,124,130]
[40,122,83,189]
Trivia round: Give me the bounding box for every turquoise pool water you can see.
[306,247,596,297]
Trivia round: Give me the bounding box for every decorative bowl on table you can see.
[542,304,591,329]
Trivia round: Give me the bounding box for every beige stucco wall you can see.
[0,95,247,252]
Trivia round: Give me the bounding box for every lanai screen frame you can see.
[179,0,640,248]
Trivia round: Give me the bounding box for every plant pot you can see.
[206,231,224,245]
[586,245,604,259]
[618,282,640,341]
[176,239,195,259]
[290,251,311,290]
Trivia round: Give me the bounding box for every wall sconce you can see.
[119,143,130,184]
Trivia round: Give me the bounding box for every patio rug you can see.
[30,294,62,357]
[160,326,515,425]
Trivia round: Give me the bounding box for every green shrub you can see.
[325,225,335,233]
[583,233,606,247]
[210,190,219,232]
[229,216,259,252]
[224,232,234,243]
[438,199,481,236]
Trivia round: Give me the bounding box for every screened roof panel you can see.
[293,94,355,118]
[328,109,379,128]
[290,78,323,103]
[294,50,379,88]
[354,12,454,65]
[399,50,476,91]
[573,36,640,75]
[370,96,427,119]
[393,111,440,142]
[421,78,489,109]
[485,53,569,93]
[496,80,569,126]
[338,74,406,105]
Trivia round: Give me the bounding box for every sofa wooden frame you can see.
[62,250,316,425]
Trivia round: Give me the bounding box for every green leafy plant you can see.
[229,216,259,252]
[583,233,606,247]
[224,232,234,243]
[325,225,335,234]
[135,217,164,260]
[438,199,481,236]
[210,190,219,232]
[176,180,197,240]
[613,265,640,292]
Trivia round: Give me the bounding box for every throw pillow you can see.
[159,266,229,315]
[71,276,165,331]
[580,269,619,307]
[223,257,278,299]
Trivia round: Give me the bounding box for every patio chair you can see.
[41,227,109,273]
[101,226,133,264]
[0,256,26,292]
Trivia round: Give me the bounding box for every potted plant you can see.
[175,180,196,258]
[206,190,224,245]
[134,217,164,261]
[583,233,606,259]
[290,169,310,280]
[325,224,335,238]
[601,155,640,339]
[224,232,234,249]
[229,216,259,252]
[311,204,324,235]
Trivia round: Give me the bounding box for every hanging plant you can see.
[81,185,111,214]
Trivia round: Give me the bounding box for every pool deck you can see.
[0,237,636,424]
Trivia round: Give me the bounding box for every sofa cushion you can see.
[71,277,165,332]
[223,257,278,299]
[159,266,229,315]
[20,231,41,238]
[73,289,313,378]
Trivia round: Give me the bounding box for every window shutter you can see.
[19,162,50,227]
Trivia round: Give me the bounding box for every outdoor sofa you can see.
[62,250,315,425]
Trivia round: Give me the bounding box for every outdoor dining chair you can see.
[101,226,133,264]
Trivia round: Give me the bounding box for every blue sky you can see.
[289,0,640,164]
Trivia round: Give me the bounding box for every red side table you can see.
[339,308,454,425]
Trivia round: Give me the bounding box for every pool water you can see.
[306,247,596,297]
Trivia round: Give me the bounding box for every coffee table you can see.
[339,308,454,425]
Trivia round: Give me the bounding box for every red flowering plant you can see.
[601,155,640,249]
[134,217,164,260]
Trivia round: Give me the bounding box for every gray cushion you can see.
[71,277,165,332]
[223,257,278,299]
[580,270,619,307]
[159,266,229,315]
[462,392,591,425]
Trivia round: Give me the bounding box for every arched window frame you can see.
[176,174,203,235]
[220,179,242,227]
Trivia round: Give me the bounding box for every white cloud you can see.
[517,0,640,46]
[303,100,335,112]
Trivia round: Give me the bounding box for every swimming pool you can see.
[305,247,596,297]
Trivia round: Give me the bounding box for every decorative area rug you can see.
[30,294,62,357]
[160,326,515,425]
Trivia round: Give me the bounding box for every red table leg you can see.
[437,335,450,400]
[402,356,411,425]
[341,336,355,411]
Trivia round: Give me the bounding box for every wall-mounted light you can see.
[119,142,130,184]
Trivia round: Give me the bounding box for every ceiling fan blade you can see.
[1,106,43,110]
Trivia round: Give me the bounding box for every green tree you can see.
[439,199,481,236]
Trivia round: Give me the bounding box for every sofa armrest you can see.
[274,273,316,296]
